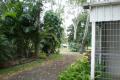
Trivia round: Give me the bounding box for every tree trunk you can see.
[80,14,90,53]
[34,1,42,57]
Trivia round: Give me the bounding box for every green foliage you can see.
[0,0,63,66]
[58,56,90,80]
[0,0,43,63]
[42,10,63,55]
[69,42,80,52]
[67,25,74,43]
[69,0,87,5]
[67,12,91,52]
[0,34,16,63]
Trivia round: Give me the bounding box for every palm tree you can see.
[0,0,43,58]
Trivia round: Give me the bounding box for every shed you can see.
[84,0,120,80]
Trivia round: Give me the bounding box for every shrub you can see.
[0,35,16,64]
[58,56,90,80]
[69,42,80,52]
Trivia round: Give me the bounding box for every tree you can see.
[67,12,90,52]
[67,0,90,52]
[0,34,16,64]
[0,0,64,65]
[42,10,63,56]
[67,24,74,43]
[0,0,43,61]
[69,0,87,5]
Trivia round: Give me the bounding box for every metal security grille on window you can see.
[95,21,120,80]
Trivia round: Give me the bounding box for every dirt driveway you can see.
[6,54,80,80]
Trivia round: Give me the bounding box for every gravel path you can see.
[7,54,80,80]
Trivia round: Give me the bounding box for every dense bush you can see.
[0,34,16,63]
[0,0,63,66]
[42,10,63,56]
[69,42,80,52]
[58,56,90,80]
[0,0,43,61]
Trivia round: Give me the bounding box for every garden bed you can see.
[58,54,90,80]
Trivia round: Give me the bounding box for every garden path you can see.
[7,53,80,80]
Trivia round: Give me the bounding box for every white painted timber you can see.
[90,5,120,22]
[90,0,120,3]
[91,22,96,80]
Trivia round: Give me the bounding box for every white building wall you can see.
[90,5,120,22]
[89,1,120,80]
[90,0,120,3]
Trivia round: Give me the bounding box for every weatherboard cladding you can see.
[90,5,120,22]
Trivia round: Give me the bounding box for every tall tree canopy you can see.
[0,0,63,65]
[69,0,87,5]
[67,12,91,52]
[0,0,43,63]
[42,10,63,55]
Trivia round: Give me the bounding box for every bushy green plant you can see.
[0,34,16,63]
[0,0,43,59]
[69,42,80,52]
[0,0,63,66]
[58,56,90,80]
[42,10,63,55]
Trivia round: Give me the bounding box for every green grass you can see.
[48,54,63,60]
[0,54,62,78]
[0,59,43,75]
